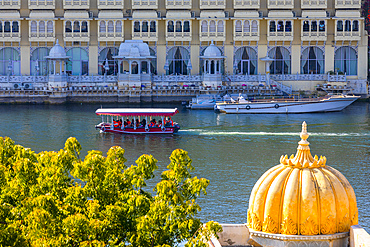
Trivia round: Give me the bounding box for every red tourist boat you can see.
[95,108,180,134]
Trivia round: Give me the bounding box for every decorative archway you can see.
[66,47,88,75]
[98,47,119,75]
[334,46,357,75]
[301,47,324,74]
[31,47,49,76]
[166,46,190,75]
[0,47,20,75]
[234,47,257,75]
[268,47,291,74]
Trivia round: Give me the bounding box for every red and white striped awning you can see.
[95,108,179,117]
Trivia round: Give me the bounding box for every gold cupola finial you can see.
[279,121,326,168]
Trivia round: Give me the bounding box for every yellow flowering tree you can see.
[0,137,221,247]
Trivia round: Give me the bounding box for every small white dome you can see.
[201,41,224,59]
[48,40,68,59]
[118,40,151,58]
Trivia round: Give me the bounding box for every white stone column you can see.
[129,60,132,74]
[208,59,211,74]
[53,61,56,75]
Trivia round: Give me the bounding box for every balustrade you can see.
[301,0,326,8]
[166,0,191,8]
[200,0,225,9]
[268,0,293,8]
[98,0,123,8]
[29,0,55,9]
[335,0,360,8]
[234,0,259,8]
[0,0,20,8]
[132,0,158,9]
[63,0,89,8]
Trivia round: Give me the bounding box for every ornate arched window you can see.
[270,21,276,32]
[150,21,156,32]
[47,21,53,33]
[251,21,258,32]
[39,21,45,33]
[4,22,10,33]
[0,47,21,75]
[184,21,190,32]
[131,61,138,74]
[353,20,359,31]
[31,21,37,33]
[142,21,148,32]
[209,21,216,32]
[73,21,80,32]
[12,21,19,32]
[268,47,291,74]
[167,21,174,32]
[116,21,122,33]
[98,47,119,75]
[31,47,49,76]
[107,21,114,33]
[166,46,190,75]
[81,21,88,32]
[134,21,140,32]
[301,47,325,74]
[243,21,250,32]
[175,21,182,32]
[334,46,357,75]
[100,21,106,33]
[201,21,208,32]
[234,47,258,75]
[337,20,343,31]
[217,21,223,32]
[235,20,242,32]
[65,21,72,33]
[66,47,88,75]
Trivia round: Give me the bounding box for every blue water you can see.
[0,101,369,232]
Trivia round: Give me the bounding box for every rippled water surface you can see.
[0,102,369,232]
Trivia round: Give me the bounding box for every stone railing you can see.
[200,0,225,8]
[0,0,20,8]
[152,75,203,84]
[68,75,117,83]
[166,0,191,8]
[0,75,48,83]
[132,0,158,8]
[269,73,346,82]
[224,74,266,82]
[234,0,259,8]
[301,0,326,8]
[335,0,360,8]
[98,0,123,8]
[64,0,89,8]
[268,0,293,8]
[29,0,55,8]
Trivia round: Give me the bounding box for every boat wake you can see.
[180,129,369,137]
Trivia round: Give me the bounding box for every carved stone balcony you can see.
[335,30,361,41]
[97,0,123,9]
[0,31,21,42]
[64,32,90,42]
[268,0,293,9]
[0,0,20,9]
[166,31,191,42]
[301,0,326,8]
[200,0,225,9]
[234,0,259,9]
[63,0,89,9]
[29,0,55,9]
[166,0,191,9]
[335,0,361,9]
[132,31,158,41]
[132,0,158,9]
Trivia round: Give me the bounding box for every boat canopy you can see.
[95,108,179,117]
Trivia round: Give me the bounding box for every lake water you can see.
[0,102,369,232]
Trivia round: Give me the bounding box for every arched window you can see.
[73,21,80,32]
[217,21,224,32]
[131,61,138,74]
[345,20,351,31]
[167,21,174,32]
[201,21,208,32]
[337,20,343,31]
[30,47,49,76]
[149,47,157,74]
[39,21,45,33]
[31,21,37,33]
[98,47,119,75]
[141,61,148,74]
[100,21,106,33]
[4,22,10,32]
[142,21,148,32]
[166,46,190,75]
[251,21,258,32]
[268,47,291,74]
[270,21,276,32]
[319,21,325,32]
[116,21,122,33]
[301,47,324,74]
[243,21,250,32]
[184,21,190,32]
[303,21,309,32]
[47,21,53,33]
[285,21,291,32]
[150,21,156,32]
[311,21,317,31]
[0,47,21,75]
[65,21,72,33]
[0,22,2,33]
[81,21,88,32]
[175,21,182,32]
[235,20,242,32]
[353,20,359,31]
[234,46,258,75]
[209,21,216,32]
[134,21,140,32]
[334,46,357,75]
[12,21,19,32]
[277,21,284,32]
[107,21,114,33]
[66,47,89,75]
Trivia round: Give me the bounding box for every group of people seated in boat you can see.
[112,117,174,128]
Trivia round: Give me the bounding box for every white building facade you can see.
[0,0,367,92]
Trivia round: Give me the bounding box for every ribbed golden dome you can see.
[247,122,358,235]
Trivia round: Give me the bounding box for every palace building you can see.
[0,0,367,93]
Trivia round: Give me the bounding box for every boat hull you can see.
[96,125,179,134]
[215,96,359,114]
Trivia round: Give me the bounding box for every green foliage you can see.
[0,136,221,247]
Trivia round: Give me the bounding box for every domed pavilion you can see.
[200,40,225,88]
[45,39,69,88]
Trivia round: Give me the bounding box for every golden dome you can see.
[247,122,358,235]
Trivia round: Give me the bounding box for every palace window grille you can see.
[0,47,20,75]
[98,47,118,75]
[234,46,257,75]
[30,47,49,76]
[334,46,357,75]
[301,46,325,74]
[66,47,89,76]
[166,46,190,75]
[268,46,291,74]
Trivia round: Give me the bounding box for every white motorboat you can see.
[214,94,360,114]
[187,94,236,110]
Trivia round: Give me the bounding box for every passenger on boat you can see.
[165,117,173,127]
[157,120,162,127]
[126,119,131,126]
[113,120,119,128]
[141,119,146,127]
[136,119,140,127]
